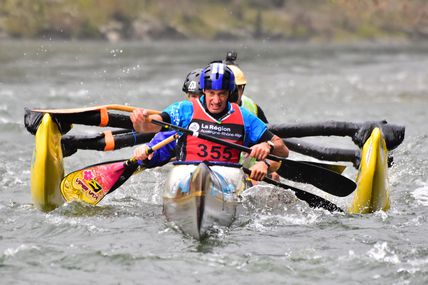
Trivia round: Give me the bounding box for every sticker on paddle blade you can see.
[61,162,125,205]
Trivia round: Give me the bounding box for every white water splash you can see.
[412,183,428,206]
[367,242,400,264]
[398,257,428,275]
[3,244,41,257]
[45,213,104,233]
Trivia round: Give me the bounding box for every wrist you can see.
[262,159,271,170]
[265,140,275,152]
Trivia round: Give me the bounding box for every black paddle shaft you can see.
[151,119,356,197]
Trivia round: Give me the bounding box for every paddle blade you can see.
[297,160,346,174]
[290,185,343,212]
[60,160,131,205]
[277,159,356,197]
[243,168,342,212]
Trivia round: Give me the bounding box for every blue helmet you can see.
[200,62,235,92]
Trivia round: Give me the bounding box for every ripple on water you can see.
[412,183,428,206]
[235,184,343,240]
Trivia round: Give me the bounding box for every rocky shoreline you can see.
[1,0,427,42]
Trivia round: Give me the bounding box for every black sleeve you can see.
[259,130,274,143]
[159,112,171,131]
[160,112,171,124]
[257,105,269,124]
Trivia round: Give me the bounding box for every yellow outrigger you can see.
[348,127,390,213]
[30,114,65,211]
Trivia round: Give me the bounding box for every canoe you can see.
[27,114,391,217]
[30,114,65,211]
[163,162,247,239]
[348,127,390,214]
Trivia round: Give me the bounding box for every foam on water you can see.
[412,183,428,206]
[3,244,41,257]
[367,242,401,264]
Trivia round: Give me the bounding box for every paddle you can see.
[25,105,161,135]
[149,119,356,197]
[242,168,342,212]
[31,104,141,114]
[60,133,178,205]
[295,160,346,174]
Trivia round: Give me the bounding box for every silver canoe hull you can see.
[163,163,246,239]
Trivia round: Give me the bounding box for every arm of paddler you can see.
[130,108,163,133]
[247,133,288,181]
[248,160,270,182]
[266,160,281,172]
[265,135,287,182]
[249,133,288,161]
[270,135,289,158]
[133,131,177,167]
[264,159,281,182]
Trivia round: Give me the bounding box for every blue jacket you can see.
[142,131,177,167]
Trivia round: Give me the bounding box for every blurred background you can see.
[1,0,427,43]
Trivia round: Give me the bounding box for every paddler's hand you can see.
[269,171,280,182]
[130,108,151,132]
[133,144,154,160]
[248,141,271,161]
[249,161,269,181]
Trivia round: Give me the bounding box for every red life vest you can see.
[180,99,245,163]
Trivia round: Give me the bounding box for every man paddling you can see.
[131,62,289,181]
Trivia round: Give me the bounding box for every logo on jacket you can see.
[189,122,200,132]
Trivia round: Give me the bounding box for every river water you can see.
[1,40,427,284]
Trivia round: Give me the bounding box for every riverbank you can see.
[1,0,427,42]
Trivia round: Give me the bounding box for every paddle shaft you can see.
[25,106,160,135]
[60,133,178,204]
[32,104,157,114]
[104,132,178,194]
[141,132,178,157]
[96,132,179,194]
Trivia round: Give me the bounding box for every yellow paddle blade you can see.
[60,160,131,205]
